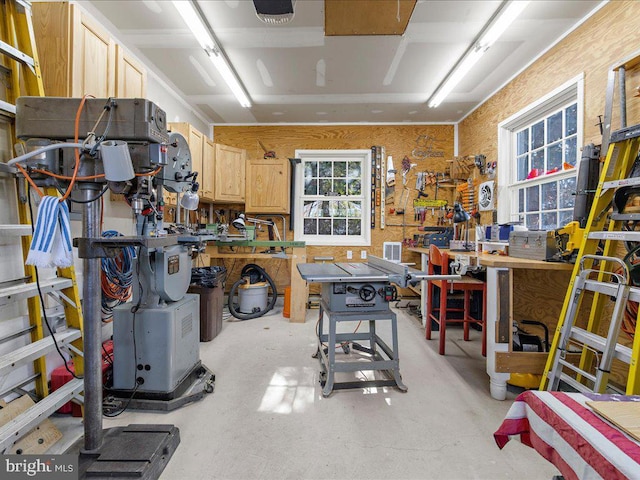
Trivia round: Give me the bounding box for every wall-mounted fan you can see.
[478,181,495,211]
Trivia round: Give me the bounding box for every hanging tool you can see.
[258,140,276,159]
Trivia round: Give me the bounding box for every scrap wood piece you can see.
[0,396,63,454]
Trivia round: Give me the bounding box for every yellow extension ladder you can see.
[540,132,640,394]
[0,0,84,453]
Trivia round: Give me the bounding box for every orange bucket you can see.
[283,286,291,318]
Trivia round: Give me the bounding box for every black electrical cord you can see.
[102,246,143,417]
[27,185,82,380]
[89,98,116,157]
[228,264,278,320]
[59,184,109,204]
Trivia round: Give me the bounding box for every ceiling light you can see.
[172,0,252,108]
[427,1,529,108]
[253,0,295,25]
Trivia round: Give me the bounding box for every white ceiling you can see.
[80,0,604,125]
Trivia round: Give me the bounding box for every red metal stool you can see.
[425,244,486,356]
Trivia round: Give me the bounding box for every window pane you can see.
[517,130,529,155]
[318,219,332,235]
[527,185,539,211]
[531,150,544,173]
[565,103,577,136]
[547,111,562,144]
[303,200,321,217]
[334,179,346,195]
[348,201,362,217]
[565,136,577,167]
[547,142,563,172]
[319,179,332,195]
[541,212,557,230]
[304,178,317,195]
[532,121,544,149]
[559,177,576,209]
[541,181,557,210]
[305,161,317,177]
[347,178,361,195]
[334,161,346,178]
[348,219,361,235]
[319,161,332,177]
[559,210,573,226]
[526,213,540,230]
[518,189,524,212]
[333,219,346,235]
[517,154,528,181]
[303,218,317,234]
[348,161,361,178]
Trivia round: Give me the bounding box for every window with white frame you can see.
[497,75,584,229]
[294,149,371,246]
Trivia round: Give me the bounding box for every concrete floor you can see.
[97,305,559,480]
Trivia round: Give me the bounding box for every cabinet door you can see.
[214,144,246,203]
[70,7,115,97]
[115,45,146,98]
[246,158,290,213]
[201,138,215,201]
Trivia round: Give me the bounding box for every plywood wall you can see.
[214,124,455,274]
[459,0,640,162]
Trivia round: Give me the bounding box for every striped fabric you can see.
[26,196,73,268]
[494,391,640,480]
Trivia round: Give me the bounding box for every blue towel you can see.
[26,196,73,268]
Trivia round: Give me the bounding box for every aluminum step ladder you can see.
[541,130,640,394]
[0,0,85,453]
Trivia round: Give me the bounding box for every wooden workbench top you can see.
[408,247,574,271]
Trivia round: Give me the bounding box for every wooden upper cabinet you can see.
[115,45,147,98]
[213,144,246,203]
[245,158,290,213]
[201,137,215,202]
[33,3,145,99]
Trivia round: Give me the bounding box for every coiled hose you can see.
[228,264,278,320]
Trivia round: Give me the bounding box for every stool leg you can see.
[426,281,433,340]
[439,282,447,355]
[463,290,471,341]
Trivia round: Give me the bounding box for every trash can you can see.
[189,266,226,342]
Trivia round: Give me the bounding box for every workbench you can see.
[409,248,573,400]
[206,241,308,323]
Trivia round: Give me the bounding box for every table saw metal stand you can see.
[316,299,407,397]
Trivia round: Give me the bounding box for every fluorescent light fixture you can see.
[172,0,252,108]
[428,1,529,108]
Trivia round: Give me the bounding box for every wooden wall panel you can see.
[214,124,455,287]
[459,0,640,159]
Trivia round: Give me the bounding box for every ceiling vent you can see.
[253,0,295,25]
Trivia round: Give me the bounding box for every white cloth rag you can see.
[26,196,73,268]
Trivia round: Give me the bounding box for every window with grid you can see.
[497,76,583,229]
[294,150,371,246]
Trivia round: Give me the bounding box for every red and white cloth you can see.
[494,391,640,480]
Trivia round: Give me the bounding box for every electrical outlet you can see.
[360,250,367,259]
[346,250,352,260]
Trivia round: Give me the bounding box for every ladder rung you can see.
[0,99,17,116]
[0,224,31,237]
[602,176,640,191]
[557,373,595,394]
[0,277,73,306]
[0,378,84,454]
[558,358,597,383]
[569,326,632,364]
[0,373,39,398]
[581,279,640,303]
[610,213,640,221]
[0,39,35,69]
[0,328,82,375]
[587,231,640,241]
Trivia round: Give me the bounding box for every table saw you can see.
[298,256,458,396]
